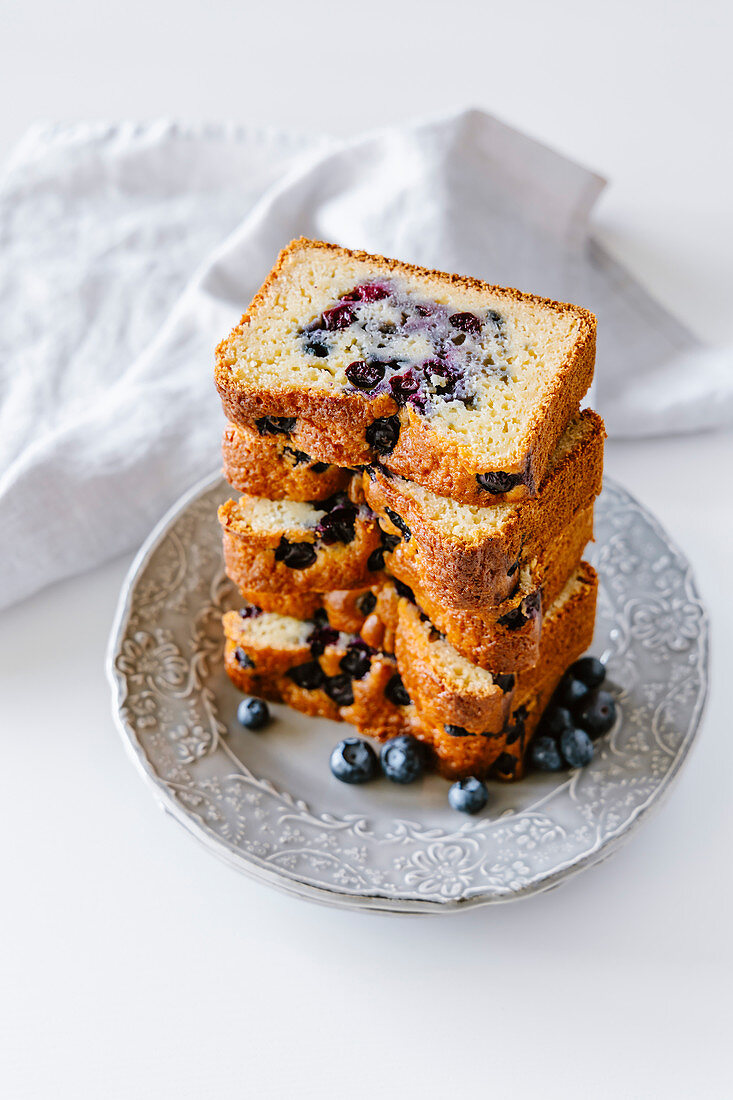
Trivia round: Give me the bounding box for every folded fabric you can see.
[0,110,730,611]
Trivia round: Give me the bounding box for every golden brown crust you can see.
[215,238,597,503]
[222,422,351,500]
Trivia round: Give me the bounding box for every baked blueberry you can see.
[555,675,591,711]
[283,446,312,466]
[476,470,521,494]
[393,579,415,601]
[234,646,254,669]
[330,737,378,784]
[356,591,377,616]
[308,625,340,657]
[367,547,386,572]
[528,735,563,772]
[389,369,421,406]
[346,359,386,391]
[324,674,355,707]
[310,461,330,473]
[236,696,270,731]
[287,661,325,691]
[339,641,373,680]
[560,726,594,768]
[449,311,482,335]
[539,706,574,739]
[302,336,329,357]
[575,690,617,738]
[385,673,411,707]
[380,735,425,784]
[568,656,606,688]
[493,752,518,778]
[380,529,401,552]
[365,416,400,455]
[322,303,355,330]
[273,538,317,569]
[444,724,470,737]
[315,505,357,544]
[238,605,262,620]
[448,777,489,814]
[497,606,528,631]
[494,673,515,692]
[254,416,296,436]
[385,508,411,541]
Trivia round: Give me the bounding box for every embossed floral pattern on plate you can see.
[107,475,709,913]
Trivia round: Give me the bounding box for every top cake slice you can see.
[215,239,596,505]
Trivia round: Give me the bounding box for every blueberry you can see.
[346,359,386,391]
[287,661,325,691]
[528,735,563,772]
[422,358,459,394]
[311,461,330,473]
[486,309,503,329]
[236,696,270,731]
[389,370,421,407]
[234,646,254,669]
[555,676,591,711]
[476,470,522,494]
[494,673,515,693]
[238,604,262,620]
[283,446,312,466]
[315,505,357,544]
[339,641,373,680]
[492,752,518,778]
[324,674,355,706]
[255,416,296,436]
[444,724,470,737]
[380,735,425,784]
[366,416,400,455]
[575,690,617,738]
[330,737,378,784]
[303,336,329,357]
[356,591,377,616]
[322,303,355,330]
[380,529,401,552]
[568,656,606,688]
[393,579,414,601]
[497,606,528,631]
[384,508,411,541]
[308,625,340,657]
[274,538,317,569]
[448,777,489,814]
[560,727,594,768]
[350,282,390,303]
[449,312,482,335]
[367,547,386,572]
[385,673,411,707]
[539,706,574,739]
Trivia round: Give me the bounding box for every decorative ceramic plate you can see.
[107,475,708,913]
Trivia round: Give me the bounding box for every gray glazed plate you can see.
[107,475,709,913]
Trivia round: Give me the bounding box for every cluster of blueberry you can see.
[528,656,617,772]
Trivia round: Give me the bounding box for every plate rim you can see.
[106,472,710,914]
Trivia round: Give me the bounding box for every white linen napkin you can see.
[1,109,730,611]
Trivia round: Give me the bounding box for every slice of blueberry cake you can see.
[215,239,596,505]
[222,420,352,502]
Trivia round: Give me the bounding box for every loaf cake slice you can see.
[363,409,604,608]
[222,420,352,501]
[218,488,382,594]
[215,239,596,505]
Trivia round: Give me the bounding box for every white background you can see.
[2,1,732,1097]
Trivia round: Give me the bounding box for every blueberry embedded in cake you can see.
[215,239,596,505]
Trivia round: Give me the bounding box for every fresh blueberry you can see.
[560,727,594,768]
[322,303,355,330]
[287,661,325,691]
[324,674,355,707]
[380,735,425,784]
[255,416,296,437]
[385,673,411,707]
[449,312,482,335]
[274,538,317,569]
[339,641,373,680]
[568,656,606,688]
[385,508,411,541]
[389,369,421,406]
[234,646,254,669]
[575,690,617,738]
[528,735,563,772]
[476,470,522,494]
[555,675,591,710]
[346,359,386,391]
[330,737,378,784]
[448,777,489,814]
[236,696,270,731]
[539,706,574,739]
[365,416,400,455]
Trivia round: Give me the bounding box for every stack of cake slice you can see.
[215,239,604,782]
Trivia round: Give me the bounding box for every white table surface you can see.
[2,2,732,1097]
